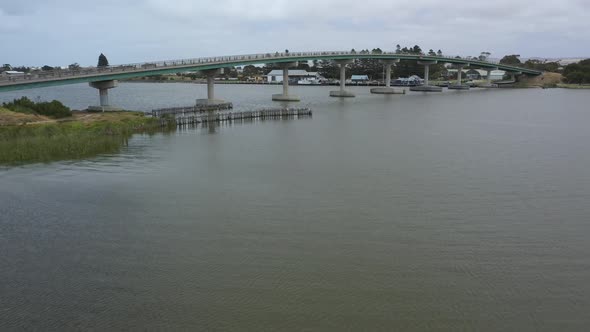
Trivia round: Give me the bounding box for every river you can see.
[1,84,590,331]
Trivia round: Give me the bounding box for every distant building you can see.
[1,70,25,78]
[350,75,369,83]
[266,70,322,83]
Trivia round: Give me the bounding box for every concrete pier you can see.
[330,59,355,97]
[448,64,470,90]
[88,80,122,112]
[272,62,300,102]
[371,59,404,94]
[410,60,442,92]
[510,71,521,82]
[480,67,498,88]
[197,69,228,106]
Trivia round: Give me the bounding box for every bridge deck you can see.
[0,51,542,92]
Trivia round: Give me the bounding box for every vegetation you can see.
[500,54,522,65]
[0,111,171,165]
[523,59,560,72]
[98,53,109,67]
[2,97,72,119]
[562,59,590,84]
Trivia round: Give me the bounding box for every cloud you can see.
[0,0,588,66]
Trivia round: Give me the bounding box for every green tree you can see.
[41,65,54,71]
[499,54,521,65]
[524,59,559,72]
[479,52,491,61]
[428,49,436,56]
[97,53,109,67]
[566,71,585,84]
[242,65,260,76]
[68,63,81,71]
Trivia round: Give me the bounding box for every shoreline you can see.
[0,109,172,165]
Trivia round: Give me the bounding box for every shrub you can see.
[35,100,72,118]
[2,97,72,118]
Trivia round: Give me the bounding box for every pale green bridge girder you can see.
[0,51,541,92]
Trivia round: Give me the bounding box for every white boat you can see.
[297,79,321,85]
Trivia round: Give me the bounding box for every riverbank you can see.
[0,109,171,165]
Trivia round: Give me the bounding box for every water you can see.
[2,84,590,331]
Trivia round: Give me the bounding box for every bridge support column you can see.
[88,80,122,112]
[410,61,442,92]
[330,59,355,97]
[197,69,228,106]
[272,62,300,102]
[509,72,521,82]
[481,67,498,88]
[371,59,404,94]
[448,64,470,90]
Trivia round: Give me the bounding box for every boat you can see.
[297,79,321,85]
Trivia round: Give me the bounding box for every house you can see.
[350,75,369,83]
[1,70,25,78]
[265,70,323,83]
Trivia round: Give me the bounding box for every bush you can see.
[35,100,72,118]
[2,97,72,118]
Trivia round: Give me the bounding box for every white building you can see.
[266,70,323,83]
[0,70,25,78]
[350,75,369,83]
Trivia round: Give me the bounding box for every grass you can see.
[556,83,590,89]
[0,111,173,165]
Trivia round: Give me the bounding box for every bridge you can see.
[0,51,541,110]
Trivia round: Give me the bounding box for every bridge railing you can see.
[0,51,533,86]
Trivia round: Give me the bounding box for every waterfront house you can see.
[265,70,323,83]
[351,75,369,83]
[0,71,25,78]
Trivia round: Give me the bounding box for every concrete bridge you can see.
[0,51,541,110]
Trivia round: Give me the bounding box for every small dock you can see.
[154,107,312,127]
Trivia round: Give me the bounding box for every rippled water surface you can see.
[2,84,590,331]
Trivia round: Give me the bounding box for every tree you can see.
[42,65,54,71]
[563,59,590,83]
[523,59,559,72]
[2,64,11,71]
[68,63,81,70]
[97,53,109,67]
[351,48,356,54]
[437,49,442,56]
[242,65,260,76]
[566,71,585,84]
[428,49,436,56]
[479,52,491,61]
[500,54,521,65]
[395,44,401,54]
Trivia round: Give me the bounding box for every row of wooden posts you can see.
[156,107,313,127]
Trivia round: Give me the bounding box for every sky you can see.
[1,0,589,67]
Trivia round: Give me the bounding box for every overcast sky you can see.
[1,0,589,66]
